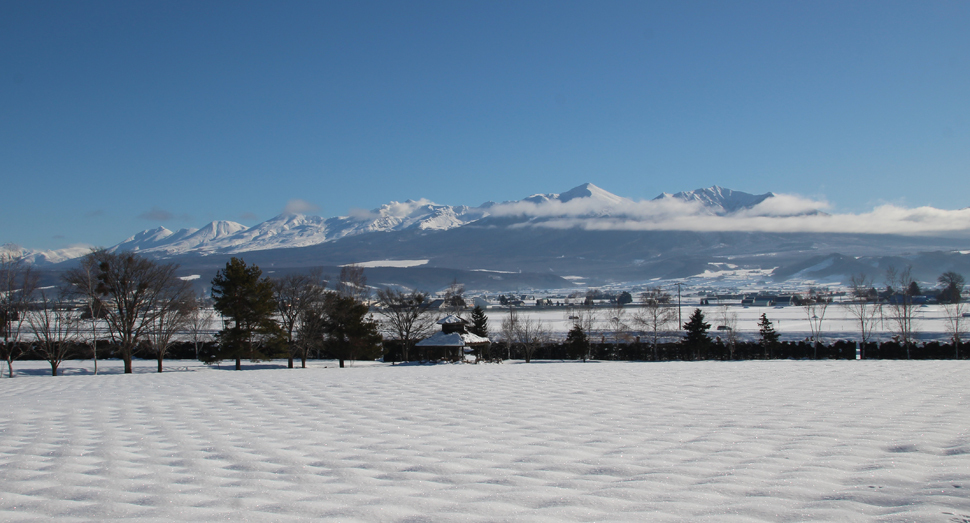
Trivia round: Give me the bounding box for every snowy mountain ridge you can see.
[652,186,775,215]
[12,184,796,264]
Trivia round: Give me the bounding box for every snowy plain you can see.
[480,303,964,344]
[1,360,968,522]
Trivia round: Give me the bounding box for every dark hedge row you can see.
[8,339,967,363]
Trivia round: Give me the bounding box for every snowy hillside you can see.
[2,361,968,521]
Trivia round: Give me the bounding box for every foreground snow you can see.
[1,360,968,522]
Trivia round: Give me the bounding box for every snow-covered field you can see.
[2,360,968,521]
[483,304,963,343]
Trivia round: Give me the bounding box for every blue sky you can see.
[2,1,968,250]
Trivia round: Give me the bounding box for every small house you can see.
[415,314,490,362]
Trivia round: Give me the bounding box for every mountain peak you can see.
[556,183,629,205]
[653,186,774,215]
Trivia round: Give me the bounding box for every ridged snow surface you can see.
[1,361,968,521]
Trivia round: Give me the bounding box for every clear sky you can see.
[2,1,969,251]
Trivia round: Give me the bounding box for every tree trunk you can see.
[6,357,12,378]
[124,355,132,374]
[157,356,163,373]
[51,362,58,376]
[288,356,293,368]
[301,356,306,368]
[235,357,241,370]
[339,358,345,368]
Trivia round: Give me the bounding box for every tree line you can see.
[2,249,967,377]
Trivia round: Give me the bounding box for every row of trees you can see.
[209,259,381,369]
[801,268,967,359]
[1,250,208,376]
[3,248,967,376]
[0,250,386,376]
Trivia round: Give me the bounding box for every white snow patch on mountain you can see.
[350,260,429,268]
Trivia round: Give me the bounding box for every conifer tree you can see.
[757,313,779,358]
[211,258,283,370]
[681,308,711,360]
[470,306,488,338]
[565,324,590,362]
[322,293,382,368]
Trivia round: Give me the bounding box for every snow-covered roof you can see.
[416,332,465,347]
[459,332,489,345]
[415,331,490,347]
[437,315,467,325]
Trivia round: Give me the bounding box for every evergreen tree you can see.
[681,308,711,359]
[322,293,382,368]
[469,305,490,362]
[617,291,633,305]
[907,280,921,297]
[210,258,283,370]
[470,306,488,337]
[757,313,779,358]
[565,324,590,362]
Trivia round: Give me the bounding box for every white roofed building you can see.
[415,315,490,362]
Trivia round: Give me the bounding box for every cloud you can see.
[283,199,320,215]
[737,194,831,217]
[138,207,191,222]
[488,193,970,236]
[348,207,378,220]
[139,206,174,221]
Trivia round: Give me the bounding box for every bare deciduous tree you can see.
[1,253,39,377]
[28,289,81,376]
[63,249,184,373]
[938,271,966,304]
[516,316,547,363]
[942,300,968,359]
[62,254,104,374]
[187,291,216,360]
[843,273,880,357]
[144,279,196,372]
[885,265,920,357]
[296,297,329,365]
[377,288,438,363]
[337,264,368,302]
[274,270,327,368]
[442,279,467,316]
[716,305,739,359]
[803,288,830,359]
[632,288,676,360]
[938,273,967,359]
[605,300,629,360]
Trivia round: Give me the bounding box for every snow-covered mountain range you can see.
[9,183,970,290]
[100,183,787,258]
